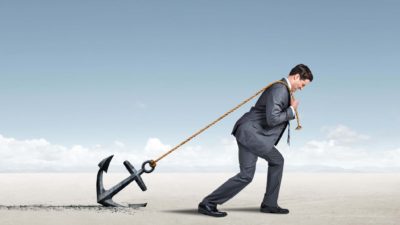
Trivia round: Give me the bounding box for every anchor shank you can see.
[99,172,140,201]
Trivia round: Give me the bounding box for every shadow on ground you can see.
[163,207,260,215]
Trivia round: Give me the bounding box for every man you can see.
[198,64,313,217]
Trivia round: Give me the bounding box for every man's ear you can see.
[295,73,300,80]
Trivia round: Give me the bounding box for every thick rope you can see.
[150,80,298,168]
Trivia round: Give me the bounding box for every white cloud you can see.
[142,137,236,171]
[0,135,237,172]
[323,124,370,145]
[1,125,399,172]
[0,134,138,172]
[144,138,171,154]
[283,125,400,172]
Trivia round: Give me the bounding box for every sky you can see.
[0,0,399,172]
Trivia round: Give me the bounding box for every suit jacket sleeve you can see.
[265,85,295,127]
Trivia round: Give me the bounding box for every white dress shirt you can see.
[284,77,296,118]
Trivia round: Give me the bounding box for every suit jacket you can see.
[231,78,295,153]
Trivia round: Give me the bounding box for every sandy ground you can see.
[0,172,399,225]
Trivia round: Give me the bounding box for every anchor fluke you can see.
[98,155,114,172]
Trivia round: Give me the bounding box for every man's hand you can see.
[291,98,299,110]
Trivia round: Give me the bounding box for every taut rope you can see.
[149,80,301,168]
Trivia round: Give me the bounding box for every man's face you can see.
[292,74,310,92]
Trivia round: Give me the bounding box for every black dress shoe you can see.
[260,205,289,214]
[198,202,227,217]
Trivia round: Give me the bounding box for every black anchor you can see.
[96,155,155,207]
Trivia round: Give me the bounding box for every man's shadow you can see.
[163,207,260,215]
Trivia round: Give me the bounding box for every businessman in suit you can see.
[198,64,313,217]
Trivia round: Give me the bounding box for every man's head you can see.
[287,64,313,92]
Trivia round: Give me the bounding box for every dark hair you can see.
[289,64,313,81]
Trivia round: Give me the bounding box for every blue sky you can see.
[0,0,399,171]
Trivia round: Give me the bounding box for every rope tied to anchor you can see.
[148,80,301,169]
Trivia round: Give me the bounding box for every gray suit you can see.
[202,78,295,207]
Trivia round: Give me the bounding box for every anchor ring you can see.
[142,160,156,173]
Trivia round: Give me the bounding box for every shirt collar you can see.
[284,77,291,91]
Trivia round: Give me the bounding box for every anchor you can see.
[96,155,155,207]
[95,80,304,207]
